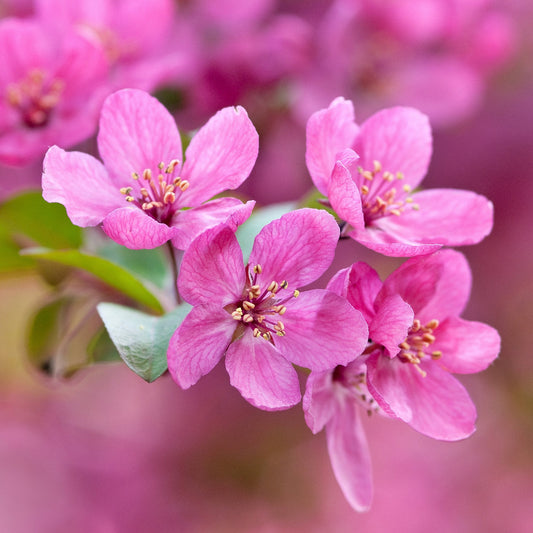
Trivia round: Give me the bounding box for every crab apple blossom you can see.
[0,18,109,165]
[42,88,258,250]
[306,98,494,256]
[328,250,501,440]
[167,208,369,411]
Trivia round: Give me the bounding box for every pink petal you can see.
[178,224,245,307]
[305,97,359,196]
[366,354,477,440]
[353,107,432,190]
[102,206,177,249]
[97,89,182,184]
[42,146,123,226]
[167,305,235,389]
[275,289,368,371]
[371,295,414,358]
[179,106,259,206]
[378,250,472,322]
[249,208,339,289]
[303,370,336,434]
[326,395,373,512]
[225,331,301,411]
[433,317,501,374]
[377,189,494,246]
[327,156,364,229]
[170,198,255,250]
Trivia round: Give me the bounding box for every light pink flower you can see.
[167,209,369,411]
[306,98,494,256]
[42,88,258,250]
[328,250,501,440]
[0,18,109,165]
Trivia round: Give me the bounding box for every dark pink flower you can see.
[306,98,494,256]
[167,209,369,411]
[329,250,501,440]
[0,18,109,165]
[42,88,258,250]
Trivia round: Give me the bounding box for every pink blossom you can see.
[306,98,494,256]
[328,250,501,440]
[42,88,258,250]
[167,209,369,411]
[0,18,109,165]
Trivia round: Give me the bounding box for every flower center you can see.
[332,364,381,416]
[398,318,441,377]
[227,263,300,344]
[6,69,64,129]
[357,159,420,224]
[120,160,188,225]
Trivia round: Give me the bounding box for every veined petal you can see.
[378,250,472,321]
[42,146,123,226]
[371,295,414,358]
[170,198,255,251]
[276,289,368,371]
[179,106,259,206]
[225,331,301,411]
[249,208,339,288]
[178,224,245,307]
[366,354,477,440]
[102,206,177,249]
[303,370,336,434]
[433,317,500,374]
[353,107,432,190]
[378,189,494,247]
[326,395,373,512]
[328,157,364,229]
[305,97,359,196]
[97,89,182,185]
[167,305,235,389]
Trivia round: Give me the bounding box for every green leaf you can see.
[0,191,82,249]
[236,202,297,261]
[297,188,336,216]
[0,227,34,272]
[97,302,192,382]
[22,248,164,313]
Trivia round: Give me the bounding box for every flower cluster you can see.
[39,85,501,512]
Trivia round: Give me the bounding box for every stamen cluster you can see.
[397,318,441,377]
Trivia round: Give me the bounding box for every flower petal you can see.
[42,145,123,226]
[97,89,182,184]
[366,354,477,440]
[167,305,235,389]
[326,396,373,512]
[170,198,255,250]
[179,106,259,206]
[178,224,245,307]
[353,107,432,190]
[275,289,368,371]
[303,370,336,434]
[305,97,359,196]
[249,208,339,288]
[377,189,494,246]
[225,331,301,411]
[102,206,177,249]
[433,317,501,374]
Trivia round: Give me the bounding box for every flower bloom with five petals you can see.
[42,88,258,250]
[167,208,369,411]
[306,97,494,256]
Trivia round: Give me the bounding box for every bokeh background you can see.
[1,0,532,531]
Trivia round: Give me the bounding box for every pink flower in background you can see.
[329,250,501,440]
[168,209,369,411]
[42,88,258,250]
[0,18,109,165]
[306,98,494,256]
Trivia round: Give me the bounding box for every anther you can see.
[280,280,288,290]
[242,301,255,311]
[431,351,442,359]
[383,171,394,182]
[293,290,300,298]
[412,319,421,332]
[422,333,436,344]
[400,341,410,350]
[132,172,140,180]
[253,328,261,337]
[125,196,135,202]
[120,187,132,194]
[426,319,439,330]
[396,172,404,180]
[142,169,152,180]
[158,162,165,170]
[373,160,382,173]
[165,159,180,173]
[362,170,374,181]
[277,306,287,315]
[163,191,176,204]
[403,184,412,193]
[253,264,262,274]
[242,314,254,323]
[267,281,279,293]
[361,185,369,195]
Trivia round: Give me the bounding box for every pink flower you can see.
[0,18,109,165]
[306,98,494,256]
[167,208,369,411]
[328,250,501,440]
[42,88,258,250]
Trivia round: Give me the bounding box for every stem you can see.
[166,242,182,305]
